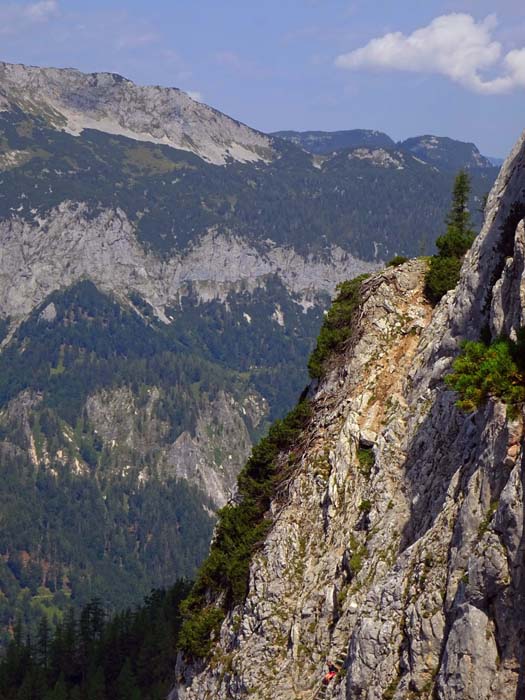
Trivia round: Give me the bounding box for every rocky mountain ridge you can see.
[172,130,525,699]
[272,129,396,155]
[274,130,494,171]
[0,61,273,165]
[0,202,373,326]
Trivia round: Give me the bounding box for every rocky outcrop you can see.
[0,203,375,327]
[85,386,266,508]
[165,391,267,508]
[0,62,273,165]
[172,131,525,699]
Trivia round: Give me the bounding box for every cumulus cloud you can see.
[0,1,59,35]
[335,13,525,94]
[24,0,59,21]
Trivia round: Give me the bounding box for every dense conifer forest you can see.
[0,580,191,700]
[0,109,497,261]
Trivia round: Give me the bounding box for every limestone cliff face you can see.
[0,62,273,165]
[85,386,267,509]
[0,203,374,326]
[172,132,525,699]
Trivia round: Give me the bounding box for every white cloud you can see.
[504,48,525,87]
[335,13,525,94]
[187,90,204,103]
[0,1,59,35]
[24,0,59,21]
[115,31,159,50]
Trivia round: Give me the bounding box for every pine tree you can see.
[62,608,78,682]
[84,666,106,700]
[2,618,31,691]
[44,674,68,700]
[78,600,104,680]
[69,687,82,700]
[425,169,476,303]
[436,169,475,258]
[37,616,51,670]
[115,658,140,700]
[445,169,473,236]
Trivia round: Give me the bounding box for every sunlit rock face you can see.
[0,61,274,165]
[172,132,525,700]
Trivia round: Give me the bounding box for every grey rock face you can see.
[172,131,525,699]
[165,391,267,507]
[437,604,498,700]
[85,386,263,509]
[0,61,273,165]
[0,204,375,326]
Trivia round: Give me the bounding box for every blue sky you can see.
[1,0,524,156]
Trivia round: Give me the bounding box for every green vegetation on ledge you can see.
[387,255,409,267]
[424,169,476,304]
[179,399,312,658]
[446,333,525,415]
[308,274,369,379]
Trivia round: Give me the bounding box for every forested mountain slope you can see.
[271,129,395,154]
[0,61,499,638]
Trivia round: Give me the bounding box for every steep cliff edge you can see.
[172,131,525,699]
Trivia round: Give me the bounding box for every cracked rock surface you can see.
[171,131,525,699]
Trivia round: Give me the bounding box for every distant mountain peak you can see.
[274,128,495,172]
[0,61,273,165]
[272,129,395,155]
[399,134,493,170]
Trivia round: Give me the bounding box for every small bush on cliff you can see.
[387,255,409,267]
[424,256,463,305]
[308,274,369,379]
[424,169,476,304]
[179,398,312,658]
[446,334,525,413]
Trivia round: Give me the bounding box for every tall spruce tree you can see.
[425,169,476,303]
[446,170,473,234]
[36,617,51,670]
[84,666,106,700]
[44,674,68,700]
[115,658,140,700]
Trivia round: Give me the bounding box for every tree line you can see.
[0,580,191,700]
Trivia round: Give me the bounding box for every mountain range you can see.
[273,128,496,171]
[0,61,500,639]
